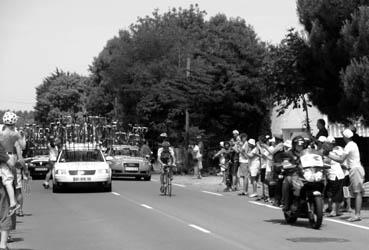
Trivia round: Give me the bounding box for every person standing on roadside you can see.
[247,139,260,198]
[238,133,249,196]
[328,129,365,222]
[192,136,203,179]
[316,119,328,139]
[230,130,241,191]
[324,136,345,217]
[0,142,17,250]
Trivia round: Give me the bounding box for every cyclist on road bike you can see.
[157,141,176,193]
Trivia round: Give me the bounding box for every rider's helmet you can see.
[292,136,306,153]
[3,111,18,125]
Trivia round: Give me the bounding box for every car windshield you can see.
[111,148,139,157]
[33,148,49,156]
[60,150,104,162]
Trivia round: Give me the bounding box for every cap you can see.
[160,132,168,137]
[248,139,256,146]
[232,130,239,135]
[283,140,292,148]
[318,136,327,143]
[219,141,224,147]
[326,136,335,143]
[342,129,353,138]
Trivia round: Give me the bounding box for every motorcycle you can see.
[282,148,328,229]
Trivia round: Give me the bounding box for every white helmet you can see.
[3,111,18,125]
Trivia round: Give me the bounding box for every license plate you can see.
[35,168,48,171]
[125,167,138,171]
[73,177,92,182]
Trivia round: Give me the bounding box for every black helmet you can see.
[292,136,306,151]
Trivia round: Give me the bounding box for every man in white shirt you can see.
[325,136,345,217]
[329,129,365,222]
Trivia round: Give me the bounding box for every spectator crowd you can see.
[209,119,367,223]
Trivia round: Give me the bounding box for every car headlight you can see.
[55,169,67,175]
[97,169,109,174]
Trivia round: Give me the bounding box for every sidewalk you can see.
[164,174,369,226]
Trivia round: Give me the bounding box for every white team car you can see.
[52,143,112,193]
[107,145,151,181]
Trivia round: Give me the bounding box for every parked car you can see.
[52,143,112,193]
[107,145,151,180]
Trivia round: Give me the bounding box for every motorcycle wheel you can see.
[284,211,297,224]
[308,196,323,229]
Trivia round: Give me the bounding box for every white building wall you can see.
[271,104,328,140]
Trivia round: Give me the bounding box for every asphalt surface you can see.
[11,176,369,250]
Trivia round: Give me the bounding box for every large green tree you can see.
[263,29,313,131]
[89,5,270,145]
[34,69,89,124]
[296,0,369,122]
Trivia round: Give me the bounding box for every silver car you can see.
[107,145,151,181]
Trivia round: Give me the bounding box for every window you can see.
[59,150,104,162]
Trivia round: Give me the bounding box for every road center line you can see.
[189,224,211,234]
[111,192,120,196]
[141,204,153,210]
[173,183,186,187]
[202,191,223,196]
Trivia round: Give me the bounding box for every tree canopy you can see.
[34,69,89,124]
[296,0,369,122]
[88,5,270,144]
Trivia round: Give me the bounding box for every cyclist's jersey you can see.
[157,147,175,165]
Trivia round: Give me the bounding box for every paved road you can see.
[11,176,369,250]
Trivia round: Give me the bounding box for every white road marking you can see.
[173,183,186,188]
[249,201,369,231]
[141,204,153,210]
[189,224,211,234]
[202,191,223,196]
[151,179,159,182]
[249,201,280,210]
[326,218,369,231]
[111,192,120,196]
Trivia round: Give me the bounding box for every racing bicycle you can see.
[161,165,174,196]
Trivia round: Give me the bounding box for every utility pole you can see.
[114,96,118,120]
[185,56,191,171]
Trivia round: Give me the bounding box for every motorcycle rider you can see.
[281,136,306,212]
[157,141,176,193]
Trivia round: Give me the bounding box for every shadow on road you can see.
[11,248,34,250]
[264,219,313,229]
[286,237,350,243]
[9,237,24,243]
[55,186,110,194]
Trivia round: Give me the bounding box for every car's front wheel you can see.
[52,182,61,193]
[103,182,112,192]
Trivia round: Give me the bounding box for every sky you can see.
[0,0,302,111]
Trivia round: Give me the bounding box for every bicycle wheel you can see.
[168,182,172,197]
[164,174,168,195]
